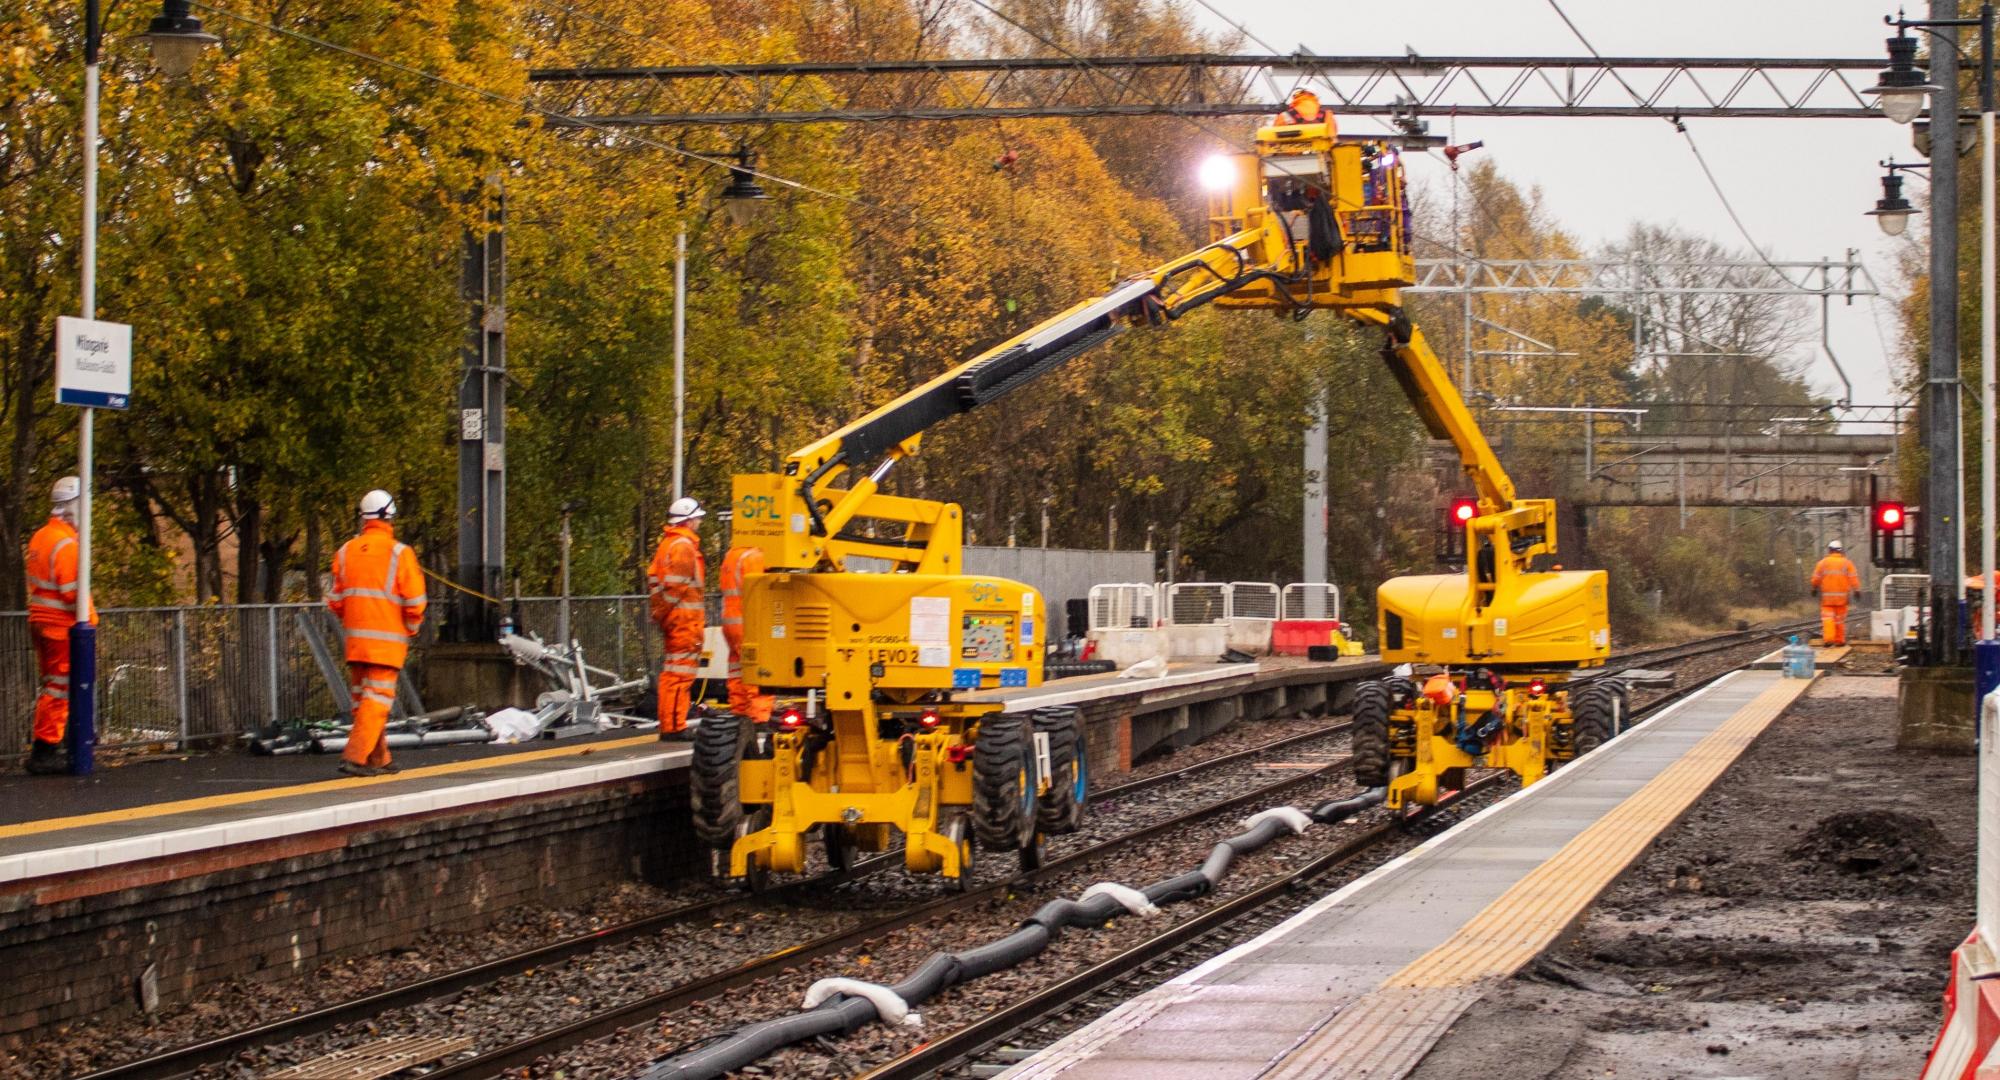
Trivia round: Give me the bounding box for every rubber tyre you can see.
[1034,708,1089,834]
[1350,681,1393,788]
[1569,684,1616,758]
[690,713,749,849]
[973,713,1038,850]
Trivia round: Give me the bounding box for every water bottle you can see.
[1782,635,1815,679]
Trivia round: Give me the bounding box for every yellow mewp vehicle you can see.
[688,108,1612,884]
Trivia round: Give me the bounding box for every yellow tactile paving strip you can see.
[1263,673,1815,1080]
[0,735,659,842]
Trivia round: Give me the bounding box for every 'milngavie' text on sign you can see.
[55,316,132,410]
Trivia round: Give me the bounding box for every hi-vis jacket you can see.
[328,520,428,667]
[26,516,96,630]
[1810,554,1861,605]
[648,524,706,654]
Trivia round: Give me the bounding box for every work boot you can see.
[378,762,401,774]
[658,728,692,743]
[337,761,383,778]
[24,739,67,776]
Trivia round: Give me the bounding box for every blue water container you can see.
[1781,635,1816,679]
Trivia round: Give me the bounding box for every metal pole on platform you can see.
[1304,389,1328,586]
[67,0,103,775]
[673,225,686,501]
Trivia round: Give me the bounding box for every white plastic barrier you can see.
[1088,626,1169,668]
[1281,583,1343,621]
[1165,623,1230,659]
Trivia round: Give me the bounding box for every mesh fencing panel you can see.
[1229,582,1280,620]
[1281,583,1342,620]
[1167,583,1229,626]
[1088,584,1157,631]
[0,595,662,751]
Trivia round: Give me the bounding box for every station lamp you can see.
[1867,166,1920,236]
[720,146,769,228]
[1864,26,1939,124]
[136,0,220,79]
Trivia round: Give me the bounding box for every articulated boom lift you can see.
[690,115,1612,885]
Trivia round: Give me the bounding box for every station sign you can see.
[55,316,132,409]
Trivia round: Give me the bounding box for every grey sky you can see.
[1189,0,1921,410]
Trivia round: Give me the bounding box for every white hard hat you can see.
[668,496,706,525]
[359,489,398,520]
[50,476,79,504]
[1827,539,1843,551]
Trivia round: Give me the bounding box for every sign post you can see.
[55,315,131,776]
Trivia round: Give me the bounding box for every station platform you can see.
[0,656,1380,1039]
[1000,665,1818,1080]
[0,657,1377,885]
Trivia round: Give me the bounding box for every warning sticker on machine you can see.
[911,596,951,647]
[918,645,948,667]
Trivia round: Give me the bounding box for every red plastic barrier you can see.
[1272,619,1342,656]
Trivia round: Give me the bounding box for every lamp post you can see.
[673,146,767,503]
[1872,3,1987,665]
[65,0,214,775]
[1875,0,2000,949]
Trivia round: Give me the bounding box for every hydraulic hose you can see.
[636,802,1373,1080]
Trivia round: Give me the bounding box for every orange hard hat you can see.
[1422,672,1456,706]
[1288,88,1323,120]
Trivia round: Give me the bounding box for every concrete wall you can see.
[0,774,697,1042]
[962,547,1156,639]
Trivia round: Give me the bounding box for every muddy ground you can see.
[1408,673,1971,1080]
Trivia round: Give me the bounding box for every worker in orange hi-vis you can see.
[719,539,773,723]
[23,476,96,775]
[327,490,427,777]
[1809,539,1861,647]
[1270,87,1327,127]
[649,497,708,740]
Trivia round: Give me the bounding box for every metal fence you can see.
[0,595,665,753]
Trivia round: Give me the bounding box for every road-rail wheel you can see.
[973,713,1039,851]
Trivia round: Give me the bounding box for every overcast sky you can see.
[1188,0,1921,410]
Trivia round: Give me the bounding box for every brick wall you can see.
[0,772,696,1041]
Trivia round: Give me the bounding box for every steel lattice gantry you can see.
[525,54,1891,126]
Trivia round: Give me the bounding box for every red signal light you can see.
[1876,501,1906,530]
[1450,498,1478,525]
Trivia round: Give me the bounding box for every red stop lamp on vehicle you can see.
[777,707,806,730]
[1875,501,1906,530]
[1527,678,1547,698]
[1450,498,1478,525]
[917,709,942,729]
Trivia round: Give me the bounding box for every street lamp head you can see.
[720,147,769,228]
[1863,30,1938,125]
[138,0,219,79]
[1867,170,1918,236]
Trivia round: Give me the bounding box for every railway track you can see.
[77,720,1359,1080]
[73,622,1803,1080]
[858,666,1739,1080]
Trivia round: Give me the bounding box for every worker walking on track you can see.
[649,497,707,740]
[1810,539,1861,647]
[23,477,95,775]
[327,490,427,777]
[719,537,772,723]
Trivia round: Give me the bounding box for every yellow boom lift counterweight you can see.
[688,113,1614,884]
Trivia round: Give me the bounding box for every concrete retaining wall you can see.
[0,773,696,1043]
